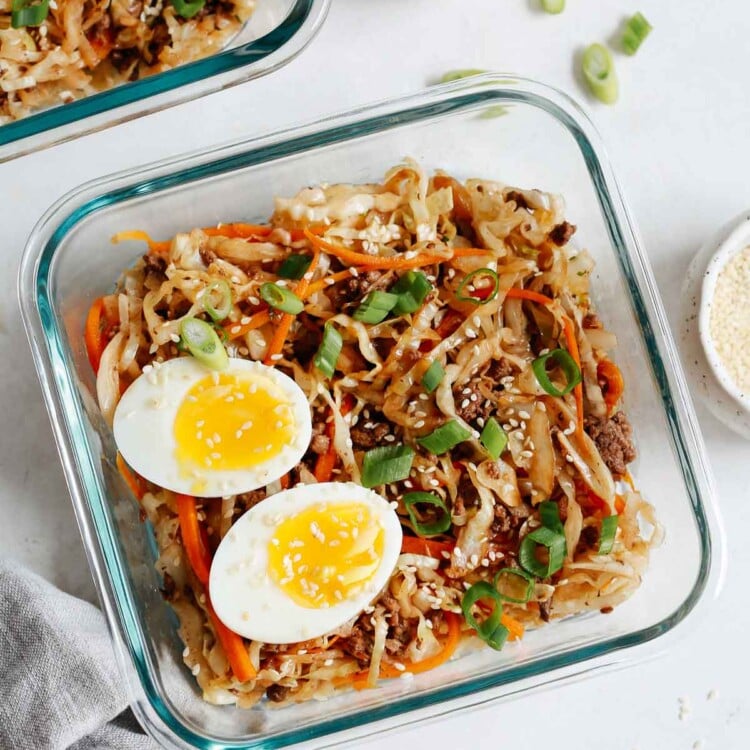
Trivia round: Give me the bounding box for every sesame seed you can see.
[231,326,241,334]
[191,664,201,676]
[415,420,426,429]
[241,316,251,325]
[461,399,470,409]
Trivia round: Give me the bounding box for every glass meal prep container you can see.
[0,0,329,163]
[19,75,722,749]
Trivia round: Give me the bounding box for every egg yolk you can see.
[267,503,385,609]
[173,372,295,473]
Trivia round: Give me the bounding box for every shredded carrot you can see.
[263,248,321,365]
[205,597,257,682]
[313,397,355,482]
[450,247,494,258]
[111,230,170,255]
[501,612,525,642]
[623,471,635,491]
[400,536,454,558]
[279,473,291,490]
[504,287,554,306]
[614,494,626,514]
[84,297,106,373]
[225,309,270,341]
[175,494,212,586]
[116,453,146,501]
[597,359,624,415]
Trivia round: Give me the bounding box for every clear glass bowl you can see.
[0,0,329,163]
[18,75,723,749]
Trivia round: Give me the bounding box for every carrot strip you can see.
[501,613,525,642]
[614,494,626,514]
[111,230,170,255]
[597,359,624,414]
[205,597,257,682]
[175,494,212,586]
[313,397,355,482]
[504,287,554,306]
[400,536,454,558]
[225,309,270,341]
[84,297,106,373]
[116,453,146,501]
[450,247,493,257]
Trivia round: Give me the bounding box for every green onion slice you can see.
[582,43,619,105]
[461,581,509,651]
[440,69,487,83]
[519,527,566,578]
[391,271,432,315]
[353,290,400,324]
[494,567,535,604]
[403,492,452,536]
[598,515,619,554]
[421,360,445,394]
[361,445,415,488]
[538,500,565,537]
[456,268,499,305]
[532,348,582,396]
[11,0,49,27]
[259,282,304,315]
[541,0,565,13]
[479,105,509,120]
[416,419,472,455]
[172,0,205,19]
[314,324,342,378]
[179,318,229,371]
[202,280,232,322]
[480,417,507,459]
[278,254,312,280]
[622,12,652,55]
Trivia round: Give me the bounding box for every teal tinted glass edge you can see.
[34,86,713,749]
[0,0,315,147]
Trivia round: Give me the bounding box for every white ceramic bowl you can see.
[681,211,750,438]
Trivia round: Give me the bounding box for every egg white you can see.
[209,482,403,644]
[113,357,312,498]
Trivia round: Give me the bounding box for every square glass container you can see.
[19,75,723,749]
[0,0,329,163]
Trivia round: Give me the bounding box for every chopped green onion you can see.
[278,254,312,280]
[622,12,652,55]
[519,527,566,578]
[391,271,432,315]
[538,500,565,537]
[202,280,232,322]
[532,348,582,396]
[361,445,415,488]
[179,318,228,371]
[480,417,507,459]
[314,324,342,378]
[403,492,452,536]
[582,43,619,105]
[417,419,472,455]
[421,360,445,394]
[440,69,487,83]
[171,0,205,18]
[259,282,304,315]
[598,515,619,554]
[541,0,565,13]
[11,0,49,27]
[461,581,509,651]
[494,568,535,604]
[353,290,400,324]
[479,105,509,119]
[456,268,499,305]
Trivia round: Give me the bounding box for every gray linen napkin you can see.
[0,558,158,750]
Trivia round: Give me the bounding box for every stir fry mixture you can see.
[0,0,255,122]
[87,161,660,707]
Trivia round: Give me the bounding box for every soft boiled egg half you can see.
[113,357,312,498]
[209,482,403,643]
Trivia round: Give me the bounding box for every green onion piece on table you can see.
[598,515,619,554]
[179,318,229,371]
[532,348,582,396]
[278,254,313,280]
[172,0,206,19]
[353,290,400,324]
[202,280,232,322]
[314,324,342,378]
[361,445,415,488]
[461,581,509,651]
[11,0,49,27]
[456,268,499,305]
[582,43,619,105]
[403,491,452,536]
[417,419,472,455]
[440,69,487,83]
[421,360,445,394]
[541,0,565,13]
[480,417,507,459]
[391,271,432,314]
[259,282,304,315]
[622,12,652,55]
[494,567,535,604]
[519,527,566,578]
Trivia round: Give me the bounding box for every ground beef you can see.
[584,411,636,477]
[456,473,480,509]
[142,253,167,279]
[291,314,322,365]
[350,421,390,450]
[342,621,374,665]
[161,572,176,599]
[454,380,493,425]
[505,190,530,210]
[199,246,217,266]
[331,270,386,309]
[309,422,330,455]
[549,221,577,246]
[382,592,413,654]
[484,357,515,383]
[491,502,529,537]
[582,312,602,329]
[235,489,267,513]
[577,525,599,553]
[538,599,553,622]
[266,684,290,703]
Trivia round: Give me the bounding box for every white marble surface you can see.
[2,0,749,747]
